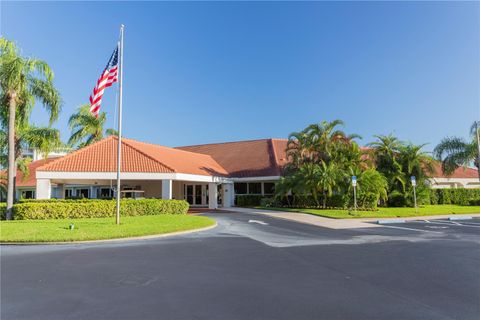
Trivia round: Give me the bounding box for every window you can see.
[77,188,89,199]
[234,183,247,195]
[21,190,35,199]
[98,188,113,199]
[248,183,262,195]
[263,183,275,195]
[65,189,74,198]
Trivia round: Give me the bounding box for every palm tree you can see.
[0,124,62,169]
[368,134,406,193]
[314,162,338,209]
[434,121,479,180]
[356,169,388,209]
[398,143,434,181]
[286,119,360,168]
[68,104,116,148]
[0,38,61,219]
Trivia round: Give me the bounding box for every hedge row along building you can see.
[2,136,479,208]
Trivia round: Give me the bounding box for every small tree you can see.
[68,104,116,148]
[356,169,388,209]
[434,122,479,180]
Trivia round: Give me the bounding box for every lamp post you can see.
[411,176,417,213]
[352,176,357,212]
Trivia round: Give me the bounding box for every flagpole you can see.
[115,24,124,225]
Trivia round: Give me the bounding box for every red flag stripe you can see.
[89,46,119,117]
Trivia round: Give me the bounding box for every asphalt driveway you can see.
[1,212,479,320]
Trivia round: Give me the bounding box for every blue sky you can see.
[1,1,478,150]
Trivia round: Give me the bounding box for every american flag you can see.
[89,45,119,117]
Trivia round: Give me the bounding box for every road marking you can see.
[420,220,480,228]
[380,225,442,233]
[248,219,269,225]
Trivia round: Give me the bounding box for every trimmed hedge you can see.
[0,203,5,220]
[429,189,480,206]
[1,199,189,220]
[236,195,264,207]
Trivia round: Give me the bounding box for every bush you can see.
[430,189,480,206]
[18,198,107,203]
[236,195,265,207]
[0,203,5,220]
[5,199,189,220]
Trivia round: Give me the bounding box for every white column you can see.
[162,180,173,199]
[90,186,96,199]
[221,183,234,208]
[36,179,52,199]
[208,182,218,209]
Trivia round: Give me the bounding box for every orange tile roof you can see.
[432,162,478,179]
[1,158,60,188]
[38,136,228,176]
[15,158,60,187]
[22,136,477,181]
[177,139,289,178]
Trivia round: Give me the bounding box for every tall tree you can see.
[0,38,61,219]
[434,121,480,180]
[68,104,116,148]
[368,134,406,194]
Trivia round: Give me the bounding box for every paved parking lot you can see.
[1,212,479,320]
[375,217,480,236]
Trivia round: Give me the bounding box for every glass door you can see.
[186,185,194,205]
[185,184,205,206]
[195,185,202,205]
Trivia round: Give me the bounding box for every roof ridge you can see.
[176,138,286,148]
[123,137,214,157]
[120,138,177,173]
[268,139,282,175]
[37,137,115,171]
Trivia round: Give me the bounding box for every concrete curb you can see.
[360,213,480,223]
[377,219,406,224]
[448,216,473,221]
[0,222,217,246]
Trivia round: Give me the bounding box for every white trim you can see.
[430,177,480,189]
[36,171,233,183]
[232,176,280,182]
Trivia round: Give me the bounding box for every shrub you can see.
[236,195,265,207]
[430,189,480,206]
[0,203,5,220]
[6,199,189,220]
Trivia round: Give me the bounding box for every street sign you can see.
[352,176,357,211]
[411,176,417,211]
[410,176,416,186]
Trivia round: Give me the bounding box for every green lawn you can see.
[0,215,215,242]
[255,205,480,219]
